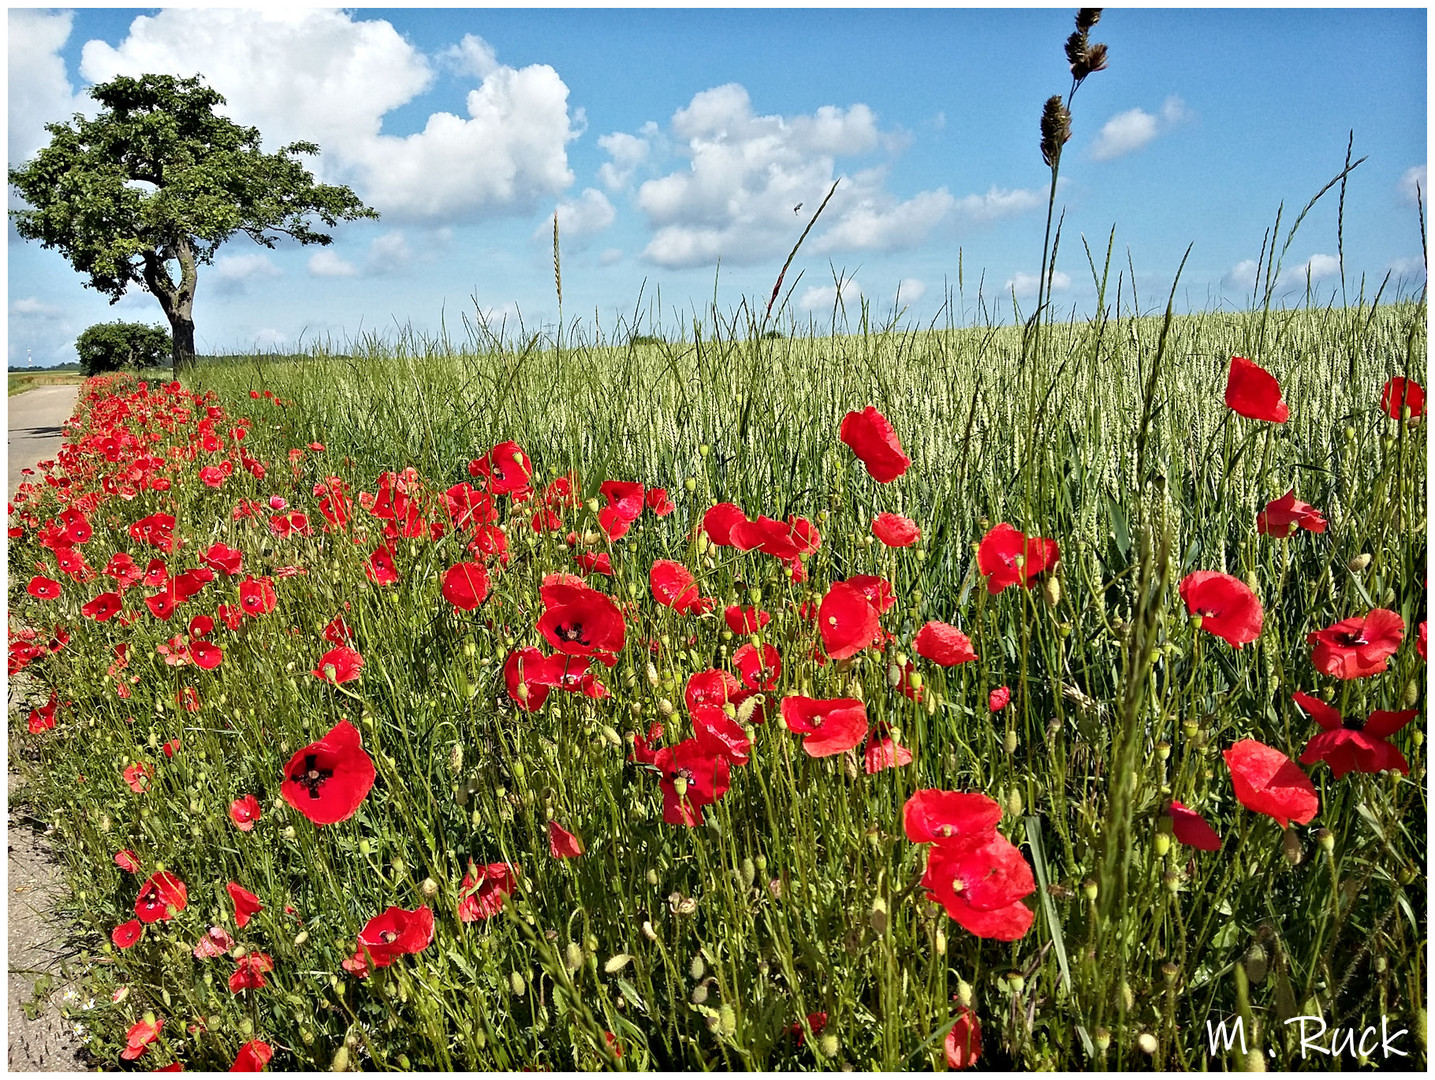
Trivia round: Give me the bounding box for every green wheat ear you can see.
[552,212,562,311]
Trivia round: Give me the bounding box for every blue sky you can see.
[7,6,1427,366]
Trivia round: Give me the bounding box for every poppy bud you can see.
[605,953,632,974]
[1005,787,1024,818]
[935,928,947,956]
[1403,678,1419,708]
[1082,878,1098,902]
[564,942,583,972]
[955,977,972,1006]
[332,1046,350,1072]
[1043,576,1061,608]
[1244,944,1268,983]
[1154,833,1171,857]
[1243,571,1259,594]
[1161,961,1180,988]
[641,921,657,941]
[658,698,674,718]
[1003,729,1018,754]
[1137,1032,1158,1055]
[421,877,438,899]
[1163,870,1180,893]
[1094,1028,1111,1053]
[283,826,295,839]
[818,1034,839,1059]
[720,1003,737,1037]
[870,897,889,936]
[1281,829,1302,866]
[686,477,698,493]
[509,970,527,997]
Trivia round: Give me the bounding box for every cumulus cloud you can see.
[797,278,863,314]
[1225,252,1345,296]
[11,297,66,318]
[895,278,927,305]
[1398,164,1427,204]
[952,186,1044,222]
[1005,270,1070,298]
[365,231,413,272]
[597,124,657,192]
[9,10,92,165]
[536,188,617,244]
[252,328,287,349]
[1223,258,1261,293]
[77,10,580,223]
[212,253,282,294]
[308,250,360,278]
[630,84,950,268]
[1091,95,1189,161]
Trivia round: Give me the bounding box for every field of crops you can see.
[7,294,1427,1070]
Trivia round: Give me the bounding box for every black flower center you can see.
[1336,631,1368,648]
[290,753,334,800]
[557,621,589,644]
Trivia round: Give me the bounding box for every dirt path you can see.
[8,381,93,1070]
[8,382,81,497]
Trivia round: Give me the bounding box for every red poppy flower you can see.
[1381,376,1425,419]
[471,441,533,497]
[702,502,749,546]
[105,552,143,588]
[863,725,913,773]
[503,647,557,712]
[189,640,224,670]
[652,739,731,825]
[227,882,263,929]
[685,669,744,713]
[538,581,626,663]
[1256,490,1327,537]
[872,512,920,547]
[1223,739,1318,828]
[912,621,978,667]
[124,761,154,793]
[945,1007,982,1069]
[121,1017,163,1061]
[645,487,675,516]
[27,691,58,734]
[231,1040,273,1071]
[1294,691,1415,778]
[691,703,753,766]
[575,551,613,576]
[724,605,771,634]
[145,590,178,621]
[229,795,262,832]
[112,919,144,949]
[162,738,180,758]
[135,871,188,923]
[217,604,244,631]
[228,951,274,993]
[1419,620,1427,661]
[903,790,1004,845]
[988,686,1011,713]
[840,405,911,482]
[977,523,1059,594]
[194,926,235,960]
[650,560,714,614]
[458,863,518,922]
[188,615,214,639]
[357,905,435,967]
[59,507,92,545]
[549,821,584,858]
[780,696,869,757]
[115,849,141,873]
[1179,571,1263,647]
[921,833,1035,941]
[441,561,491,612]
[1225,355,1289,423]
[130,512,178,550]
[1307,608,1405,679]
[1168,800,1222,851]
[599,480,645,539]
[238,576,277,617]
[366,543,399,585]
[280,720,377,826]
[789,1011,828,1047]
[818,580,880,659]
[312,646,364,685]
[733,642,781,691]
[27,575,61,600]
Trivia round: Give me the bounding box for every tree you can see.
[8,74,377,378]
[75,321,171,376]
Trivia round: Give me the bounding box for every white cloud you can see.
[213,253,282,293]
[11,297,65,318]
[78,11,580,224]
[1091,95,1188,161]
[1223,258,1260,292]
[538,188,617,244]
[631,84,948,268]
[252,328,287,349]
[1293,253,1340,282]
[9,10,92,165]
[1005,270,1070,298]
[597,125,656,192]
[952,186,1044,222]
[895,278,927,305]
[1386,255,1426,278]
[365,231,413,273]
[1398,164,1427,204]
[308,250,359,278]
[798,278,863,314]
[600,248,623,266]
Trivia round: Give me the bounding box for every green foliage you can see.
[74,321,171,376]
[8,73,377,368]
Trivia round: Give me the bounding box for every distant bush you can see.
[75,321,170,376]
[628,334,665,347]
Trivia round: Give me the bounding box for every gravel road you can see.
[8,383,81,497]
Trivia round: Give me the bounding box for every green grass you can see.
[8,293,1426,1070]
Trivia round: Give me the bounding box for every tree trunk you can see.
[170,313,196,381]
